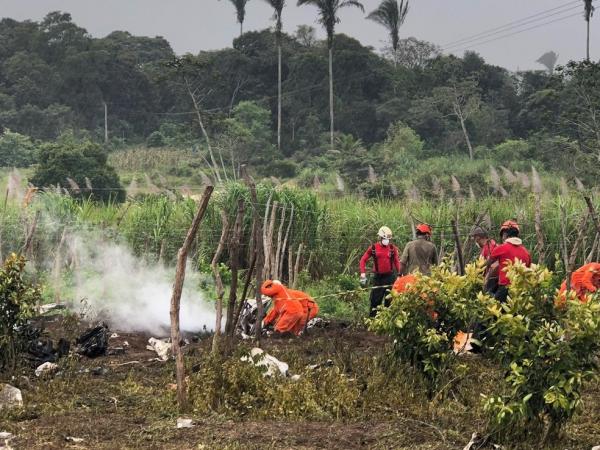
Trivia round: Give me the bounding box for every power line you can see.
[443,11,581,53]
[441,0,579,49]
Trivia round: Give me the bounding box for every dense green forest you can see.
[1,11,599,195]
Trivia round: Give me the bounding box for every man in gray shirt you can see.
[400,224,438,275]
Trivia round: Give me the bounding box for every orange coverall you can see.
[261,280,312,335]
[557,262,600,306]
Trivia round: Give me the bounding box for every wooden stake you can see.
[225,199,245,337]
[53,227,68,303]
[279,204,294,280]
[232,252,256,332]
[170,185,213,411]
[533,192,546,264]
[451,219,464,275]
[242,166,264,345]
[211,210,229,354]
[292,243,304,289]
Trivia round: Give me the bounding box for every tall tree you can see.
[367,0,409,68]
[297,0,364,150]
[223,0,251,37]
[583,0,595,61]
[262,0,286,151]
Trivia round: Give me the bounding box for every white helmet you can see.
[378,226,392,239]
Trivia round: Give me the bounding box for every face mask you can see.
[381,239,390,246]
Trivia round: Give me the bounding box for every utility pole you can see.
[104,102,108,144]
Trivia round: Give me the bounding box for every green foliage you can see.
[0,254,41,371]
[483,262,600,442]
[0,129,37,167]
[31,134,125,202]
[368,260,492,394]
[190,352,360,420]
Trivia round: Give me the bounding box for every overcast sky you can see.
[2,0,597,71]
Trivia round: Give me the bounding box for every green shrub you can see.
[482,262,600,443]
[0,129,37,167]
[32,134,125,202]
[0,254,41,371]
[146,130,166,148]
[369,260,492,395]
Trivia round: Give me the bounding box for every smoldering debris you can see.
[59,230,216,335]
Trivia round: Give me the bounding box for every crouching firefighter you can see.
[359,226,400,317]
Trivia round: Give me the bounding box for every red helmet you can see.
[416,223,432,235]
[500,220,520,233]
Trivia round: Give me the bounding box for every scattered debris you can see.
[35,362,59,377]
[107,347,125,356]
[236,297,273,336]
[463,432,501,450]
[122,341,130,348]
[76,324,109,358]
[110,333,119,339]
[306,317,330,329]
[146,337,172,361]
[91,367,109,376]
[592,446,600,450]
[38,303,67,315]
[241,347,289,377]
[0,431,14,450]
[176,418,194,429]
[453,332,474,355]
[290,374,301,382]
[65,436,85,443]
[0,384,23,409]
[307,359,334,371]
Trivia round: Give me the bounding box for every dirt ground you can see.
[1,315,599,450]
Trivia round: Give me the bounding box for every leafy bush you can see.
[369,260,492,395]
[31,134,126,202]
[146,130,165,148]
[0,129,37,167]
[0,254,41,371]
[482,262,600,443]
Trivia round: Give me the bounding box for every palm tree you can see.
[262,0,286,152]
[222,0,251,37]
[583,0,595,61]
[297,0,364,151]
[367,0,409,68]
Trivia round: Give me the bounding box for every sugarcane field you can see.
[1,1,600,449]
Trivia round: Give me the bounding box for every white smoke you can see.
[65,231,216,336]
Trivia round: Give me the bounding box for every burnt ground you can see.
[0,315,599,450]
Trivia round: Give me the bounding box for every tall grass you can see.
[0,182,596,283]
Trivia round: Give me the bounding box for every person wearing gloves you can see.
[261,279,307,335]
[359,226,401,317]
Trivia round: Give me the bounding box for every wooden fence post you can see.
[170,185,213,411]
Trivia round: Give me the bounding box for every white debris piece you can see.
[110,333,119,339]
[65,436,84,443]
[38,303,66,314]
[35,362,59,377]
[592,446,600,450]
[0,431,14,450]
[123,341,130,348]
[0,385,23,409]
[241,347,289,377]
[146,338,172,361]
[176,418,194,429]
